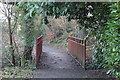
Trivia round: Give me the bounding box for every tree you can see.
[0,2,18,66]
[17,2,42,65]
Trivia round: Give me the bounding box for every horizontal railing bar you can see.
[68,39,85,46]
[37,35,43,40]
[68,36,85,41]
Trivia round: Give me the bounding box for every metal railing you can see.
[68,36,86,68]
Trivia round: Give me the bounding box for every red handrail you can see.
[68,36,86,68]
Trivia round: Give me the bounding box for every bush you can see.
[102,2,120,78]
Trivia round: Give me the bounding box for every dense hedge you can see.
[103,2,120,78]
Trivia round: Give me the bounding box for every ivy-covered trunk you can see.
[17,2,42,66]
[24,46,33,60]
[23,19,34,61]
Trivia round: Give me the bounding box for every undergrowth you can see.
[1,67,33,78]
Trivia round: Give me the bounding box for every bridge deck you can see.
[32,46,109,78]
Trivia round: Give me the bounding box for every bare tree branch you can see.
[1,3,8,17]
[0,8,5,15]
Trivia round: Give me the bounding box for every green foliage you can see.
[102,2,120,78]
[87,2,120,78]
[34,15,45,37]
[39,2,111,28]
[1,67,33,78]
[17,2,43,45]
[51,37,68,48]
[3,47,36,68]
[17,2,41,19]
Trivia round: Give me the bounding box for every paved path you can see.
[32,46,109,78]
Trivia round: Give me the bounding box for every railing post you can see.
[36,36,43,66]
[36,39,38,65]
[84,40,86,69]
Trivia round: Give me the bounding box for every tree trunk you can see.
[8,17,15,66]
